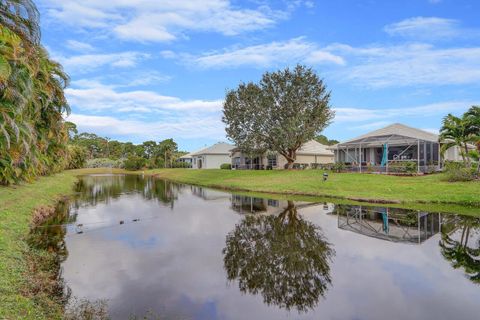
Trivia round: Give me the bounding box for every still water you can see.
[43,174,480,319]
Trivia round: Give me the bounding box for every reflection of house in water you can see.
[336,205,441,244]
[190,186,231,201]
[230,195,335,215]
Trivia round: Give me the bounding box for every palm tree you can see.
[440,113,476,164]
[1,0,70,184]
[0,0,40,46]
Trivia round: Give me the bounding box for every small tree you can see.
[223,65,334,169]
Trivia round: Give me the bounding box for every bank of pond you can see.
[24,174,480,319]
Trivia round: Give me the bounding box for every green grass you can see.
[150,169,480,208]
[0,172,79,320]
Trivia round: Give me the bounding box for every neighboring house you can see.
[231,140,334,170]
[330,123,474,173]
[178,152,193,165]
[191,142,234,169]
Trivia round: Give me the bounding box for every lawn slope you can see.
[0,172,78,319]
[152,169,480,206]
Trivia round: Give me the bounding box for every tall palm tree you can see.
[1,0,70,184]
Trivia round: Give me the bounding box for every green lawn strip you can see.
[0,172,78,320]
[149,169,480,208]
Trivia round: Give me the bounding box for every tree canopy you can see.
[223,65,334,168]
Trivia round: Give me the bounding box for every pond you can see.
[36,174,480,319]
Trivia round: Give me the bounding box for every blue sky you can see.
[37,0,480,151]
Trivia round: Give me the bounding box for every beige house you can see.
[231,140,334,169]
[190,142,234,169]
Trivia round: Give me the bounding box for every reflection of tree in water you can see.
[223,201,334,312]
[440,215,480,284]
[73,175,178,207]
[28,200,71,262]
[27,200,72,303]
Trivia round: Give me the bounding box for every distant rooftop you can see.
[190,142,235,156]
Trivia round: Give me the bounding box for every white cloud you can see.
[65,40,95,52]
[66,80,222,113]
[328,43,480,87]
[40,0,284,42]
[67,113,225,141]
[334,101,473,124]
[187,38,345,69]
[384,17,461,40]
[55,52,149,73]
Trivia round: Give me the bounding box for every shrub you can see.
[443,161,476,182]
[332,163,345,173]
[220,163,232,170]
[66,145,88,169]
[124,156,146,171]
[172,161,192,168]
[85,158,124,169]
[404,161,418,173]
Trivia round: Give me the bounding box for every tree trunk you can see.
[283,149,296,169]
[286,160,295,169]
[464,143,470,165]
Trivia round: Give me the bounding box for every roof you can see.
[190,142,235,156]
[332,123,439,148]
[179,153,193,159]
[297,140,334,156]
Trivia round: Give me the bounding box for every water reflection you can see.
[223,201,335,312]
[73,174,178,207]
[335,205,441,244]
[34,175,480,319]
[440,215,480,284]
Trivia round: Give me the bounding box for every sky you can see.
[36,0,480,151]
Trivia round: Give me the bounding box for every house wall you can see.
[231,151,333,169]
[192,154,231,169]
[443,145,476,162]
[277,154,333,168]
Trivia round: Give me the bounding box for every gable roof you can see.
[297,140,334,156]
[190,142,235,156]
[334,123,439,146]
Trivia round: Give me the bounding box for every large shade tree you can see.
[223,65,334,168]
[223,201,334,312]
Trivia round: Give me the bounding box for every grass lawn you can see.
[0,172,79,320]
[150,169,480,207]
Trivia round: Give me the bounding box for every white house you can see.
[190,142,234,169]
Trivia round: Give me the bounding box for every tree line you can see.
[67,125,188,170]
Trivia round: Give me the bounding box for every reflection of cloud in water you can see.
[60,176,480,320]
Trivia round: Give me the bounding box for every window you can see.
[268,199,279,207]
[233,157,240,168]
[267,154,277,168]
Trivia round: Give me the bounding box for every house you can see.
[231,140,334,169]
[178,152,193,165]
[330,123,473,173]
[190,142,234,169]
